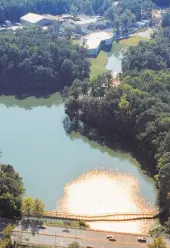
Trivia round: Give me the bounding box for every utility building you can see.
[81,31,113,56]
[20,13,52,26]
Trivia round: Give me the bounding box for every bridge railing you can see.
[43,210,159,221]
[44,210,159,218]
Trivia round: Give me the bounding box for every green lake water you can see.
[0,93,157,212]
[105,41,124,73]
[105,36,149,74]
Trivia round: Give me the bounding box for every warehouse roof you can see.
[85,38,101,50]
[84,32,113,49]
[20,13,45,24]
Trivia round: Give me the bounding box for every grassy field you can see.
[119,35,149,46]
[72,38,108,79]
[90,51,108,79]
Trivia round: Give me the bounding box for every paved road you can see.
[13,225,170,248]
[13,225,152,248]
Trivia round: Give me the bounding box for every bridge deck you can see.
[43,211,159,221]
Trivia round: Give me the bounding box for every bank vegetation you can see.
[64,26,170,223]
[0,27,90,95]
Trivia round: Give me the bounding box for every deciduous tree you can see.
[32,198,45,219]
[147,237,167,248]
[21,197,34,220]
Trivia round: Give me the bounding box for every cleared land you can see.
[119,35,149,46]
[72,35,150,79]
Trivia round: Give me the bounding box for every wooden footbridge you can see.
[44,210,159,221]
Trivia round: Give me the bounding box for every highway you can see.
[12,225,154,248]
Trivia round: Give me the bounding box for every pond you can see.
[105,35,149,75]
[0,93,157,234]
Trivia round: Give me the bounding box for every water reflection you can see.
[105,41,125,73]
[57,170,156,234]
[0,93,62,109]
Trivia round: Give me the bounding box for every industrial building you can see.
[20,13,52,26]
[81,31,113,56]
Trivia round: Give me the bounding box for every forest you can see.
[64,26,170,218]
[122,28,170,73]
[0,27,90,95]
[0,0,169,24]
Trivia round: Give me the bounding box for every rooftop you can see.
[20,13,45,24]
[84,31,113,49]
[85,38,101,50]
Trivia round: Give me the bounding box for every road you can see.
[13,225,154,248]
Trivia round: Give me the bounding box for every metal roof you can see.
[84,32,113,49]
[20,13,45,24]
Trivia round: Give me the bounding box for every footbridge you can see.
[44,210,159,221]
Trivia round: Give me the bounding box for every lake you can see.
[0,93,157,234]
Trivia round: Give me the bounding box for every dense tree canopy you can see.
[0,164,24,218]
[0,0,163,24]
[64,28,170,217]
[103,0,153,34]
[105,0,153,22]
[0,0,69,23]
[122,27,170,73]
[0,0,111,23]
[0,27,90,94]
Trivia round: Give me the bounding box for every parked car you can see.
[38,225,47,229]
[63,228,70,233]
[109,236,116,242]
[86,245,94,248]
[138,237,146,242]
[106,234,113,239]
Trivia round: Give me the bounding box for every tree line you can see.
[122,28,170,73]
[0,27,90,95]
[0,0,168,24]
[0,164,24,219]
[64,27,170,220]
[122,10,170,70]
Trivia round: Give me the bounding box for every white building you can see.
[82,31,113,56]
[20,13,52,26]
[83,38,101,56]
